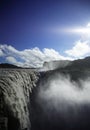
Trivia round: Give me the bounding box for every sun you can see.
[72,28,90,34]
[52,22,90,36]
[63,24,90,35]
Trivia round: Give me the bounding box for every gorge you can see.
[1,57,90,130]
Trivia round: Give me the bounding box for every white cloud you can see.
[6,56,24,67]
[87,23,90,27]
[0,44,72,68]
[1,22,90,67]
[65,22,90,58]
[43,48,64,60]
[0,49,4,56]
[65,40,90,58]
[6,56,17,63]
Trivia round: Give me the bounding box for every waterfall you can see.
[0,69,39,130]
[1,67,90,130]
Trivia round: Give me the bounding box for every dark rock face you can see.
[0,63,21,68]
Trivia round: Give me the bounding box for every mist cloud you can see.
[38,74,90,113]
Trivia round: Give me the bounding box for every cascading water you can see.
[1,66,90,130]
[0,69,39,130]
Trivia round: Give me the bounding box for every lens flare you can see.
[52,23,90,35]
[69,28,90,34]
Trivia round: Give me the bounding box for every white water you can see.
[0,69,39,130]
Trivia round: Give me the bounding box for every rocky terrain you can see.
[1,57,90,130]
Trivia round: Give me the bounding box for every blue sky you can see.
[0,0,90,67]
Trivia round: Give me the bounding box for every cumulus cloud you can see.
[0,49,4,57]
[87,23,90,27]
[65,22,90,58]
[6,56,24,66]
[0,44,72,68]
[65,40,90,58]
[1,23,90,67]
[6,56,17,63]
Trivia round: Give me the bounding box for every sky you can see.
[0,0,90,67]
